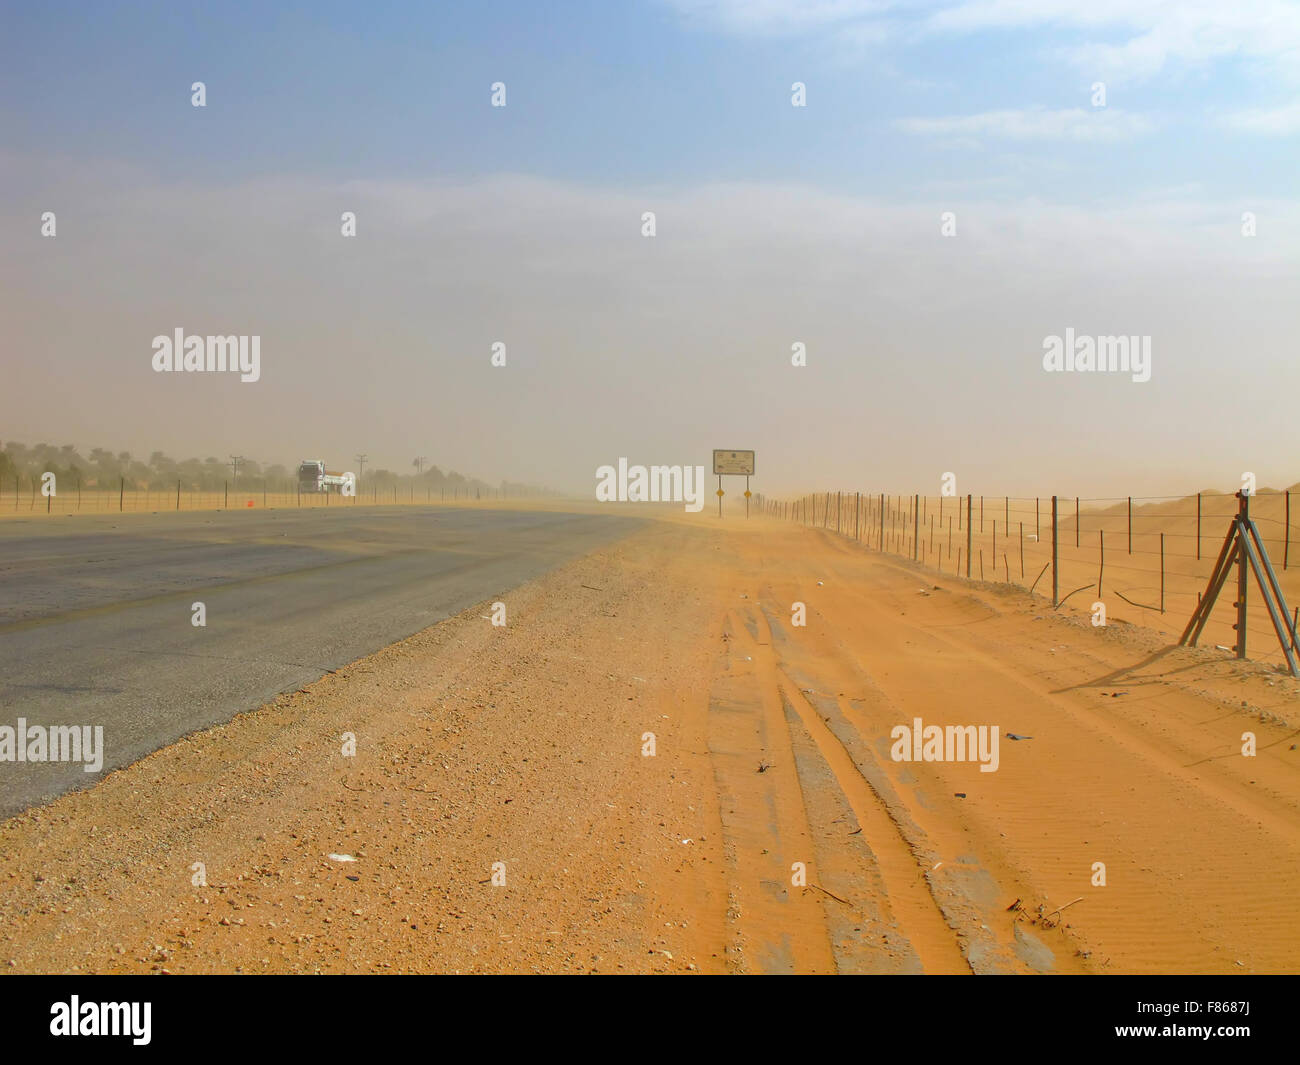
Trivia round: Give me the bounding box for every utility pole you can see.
[413,456,428,476]
[355,453,368,483]
[229,455,245,483]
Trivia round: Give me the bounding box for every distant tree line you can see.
[0,441,556,498]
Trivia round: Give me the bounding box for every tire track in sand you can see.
[713,603,975,973]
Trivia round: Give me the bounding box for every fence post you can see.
[1051,495,1059,606]
[1160,532,1165,613]
[966,495,973,578]
[1098,529,1105,599]
[119,476,124,512]
[855,492,860,541]
[880,493,885,549]
[1197,492,1201,561]
[913,494,919,560]
[1286,489,1290,570]
[1075,497,1080,548]
[1236,492,1249,658]
[176,478,181,510]
[1127,496,1132,554]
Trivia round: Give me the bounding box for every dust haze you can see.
[5,159,1296,496]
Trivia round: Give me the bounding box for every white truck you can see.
[297,459,351,494]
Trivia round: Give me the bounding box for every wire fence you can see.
[1,477,531,517]
[759,488,1300,669]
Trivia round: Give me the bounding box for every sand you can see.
[1,506,1298,973]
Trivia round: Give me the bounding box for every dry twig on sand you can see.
[808,883,850,905]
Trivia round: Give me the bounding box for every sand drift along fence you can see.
[761,487,1300,673]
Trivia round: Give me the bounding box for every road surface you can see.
[0,504,639,817]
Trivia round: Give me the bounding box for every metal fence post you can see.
[1236,492,1249,657]
[1098,529,1104,599]
[1051,495,1059,606]
[966,495,973,578]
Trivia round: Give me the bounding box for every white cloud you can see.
[1220,101,1300,135]
[926,1,1300,81]
[896,106,1153,142]
[659,0,897,35]
[665,1,1300,82]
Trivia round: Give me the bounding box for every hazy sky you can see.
[3,1,1297,496]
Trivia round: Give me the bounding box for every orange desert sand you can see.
[1,504,1298,974]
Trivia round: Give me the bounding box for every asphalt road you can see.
[0,505,640,817]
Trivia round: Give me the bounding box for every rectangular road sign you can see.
[713,450,755,476]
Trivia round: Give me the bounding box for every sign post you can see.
[712,450,756,519]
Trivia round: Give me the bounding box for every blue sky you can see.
[6,0,1296,197]
[2,1,1298,494]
